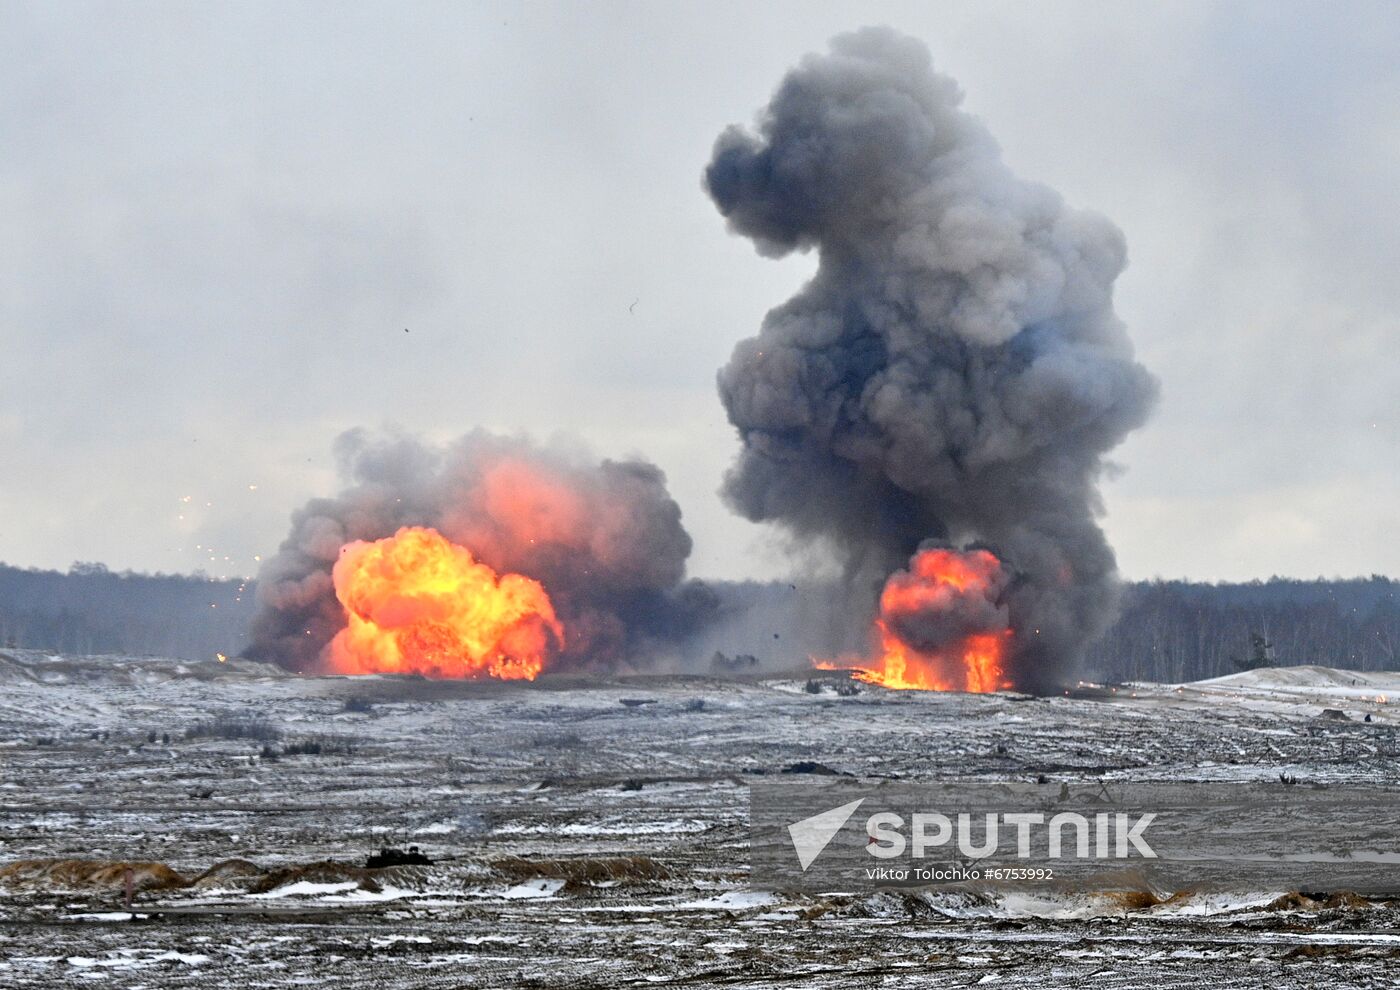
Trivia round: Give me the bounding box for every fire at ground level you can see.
[3,649,1400,988]
[319,534,1025,693]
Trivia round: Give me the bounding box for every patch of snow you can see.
[481,878,565,900]
[370,934,432,949]
[249,880,359,898]
[323,884,414,903]
[63,912,143,921]
[677,890,782,911]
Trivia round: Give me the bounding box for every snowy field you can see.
[2,649,1400,987]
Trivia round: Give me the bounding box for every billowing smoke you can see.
[705,28,1157,691]
[246,428,715,674]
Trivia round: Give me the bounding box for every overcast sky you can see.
[2,0,1397,583]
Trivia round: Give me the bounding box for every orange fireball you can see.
[819,548,1012,693]
[327,526,563,679]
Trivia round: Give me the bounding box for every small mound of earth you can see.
[249,860,429,895]
[0,859,188,892]
[1267,890,1374,911]
[188,858,266,889]
[780,760,849,776]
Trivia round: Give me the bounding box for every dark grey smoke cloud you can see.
[705,28,1158,690]
[246,429,715,672]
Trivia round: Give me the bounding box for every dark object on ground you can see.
[279,735,358,757]
[186,715,281,742]
[803,679,823,694]
[619,698,656,708]
[365,845,432,869]
[780,761,848,776]
[834,681,861,697]
[619,778,644,791]
[1319,709,1350,721]
[1232,632,1277,671]
[710,651,759,671]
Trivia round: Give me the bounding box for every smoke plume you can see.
[705,28,1157,690]
[247,429,715,673]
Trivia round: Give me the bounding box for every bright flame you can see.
[818,548,1012,693]
[326,526,563,679]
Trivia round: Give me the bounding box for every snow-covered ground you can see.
[1172,664,1400,707]
[1,649,1398,987]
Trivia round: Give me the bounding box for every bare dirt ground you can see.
[2,649,1400,988]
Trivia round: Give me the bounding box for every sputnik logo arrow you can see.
[787,798,865,871]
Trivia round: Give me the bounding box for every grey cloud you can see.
[706,28,1157,688]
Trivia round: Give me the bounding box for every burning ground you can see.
[3,649,1400,988]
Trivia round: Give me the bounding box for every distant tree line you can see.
[0,561,253,660]
[1083,576,1400,683]
[0,562,1397,684]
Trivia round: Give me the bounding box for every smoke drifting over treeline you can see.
[246,429,716,673]
[705,28,1158,689]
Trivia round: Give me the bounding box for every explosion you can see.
[326,526,563,680]
[822,547,1012,693]
[706,29,1157,691]
[248,430,714,677]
